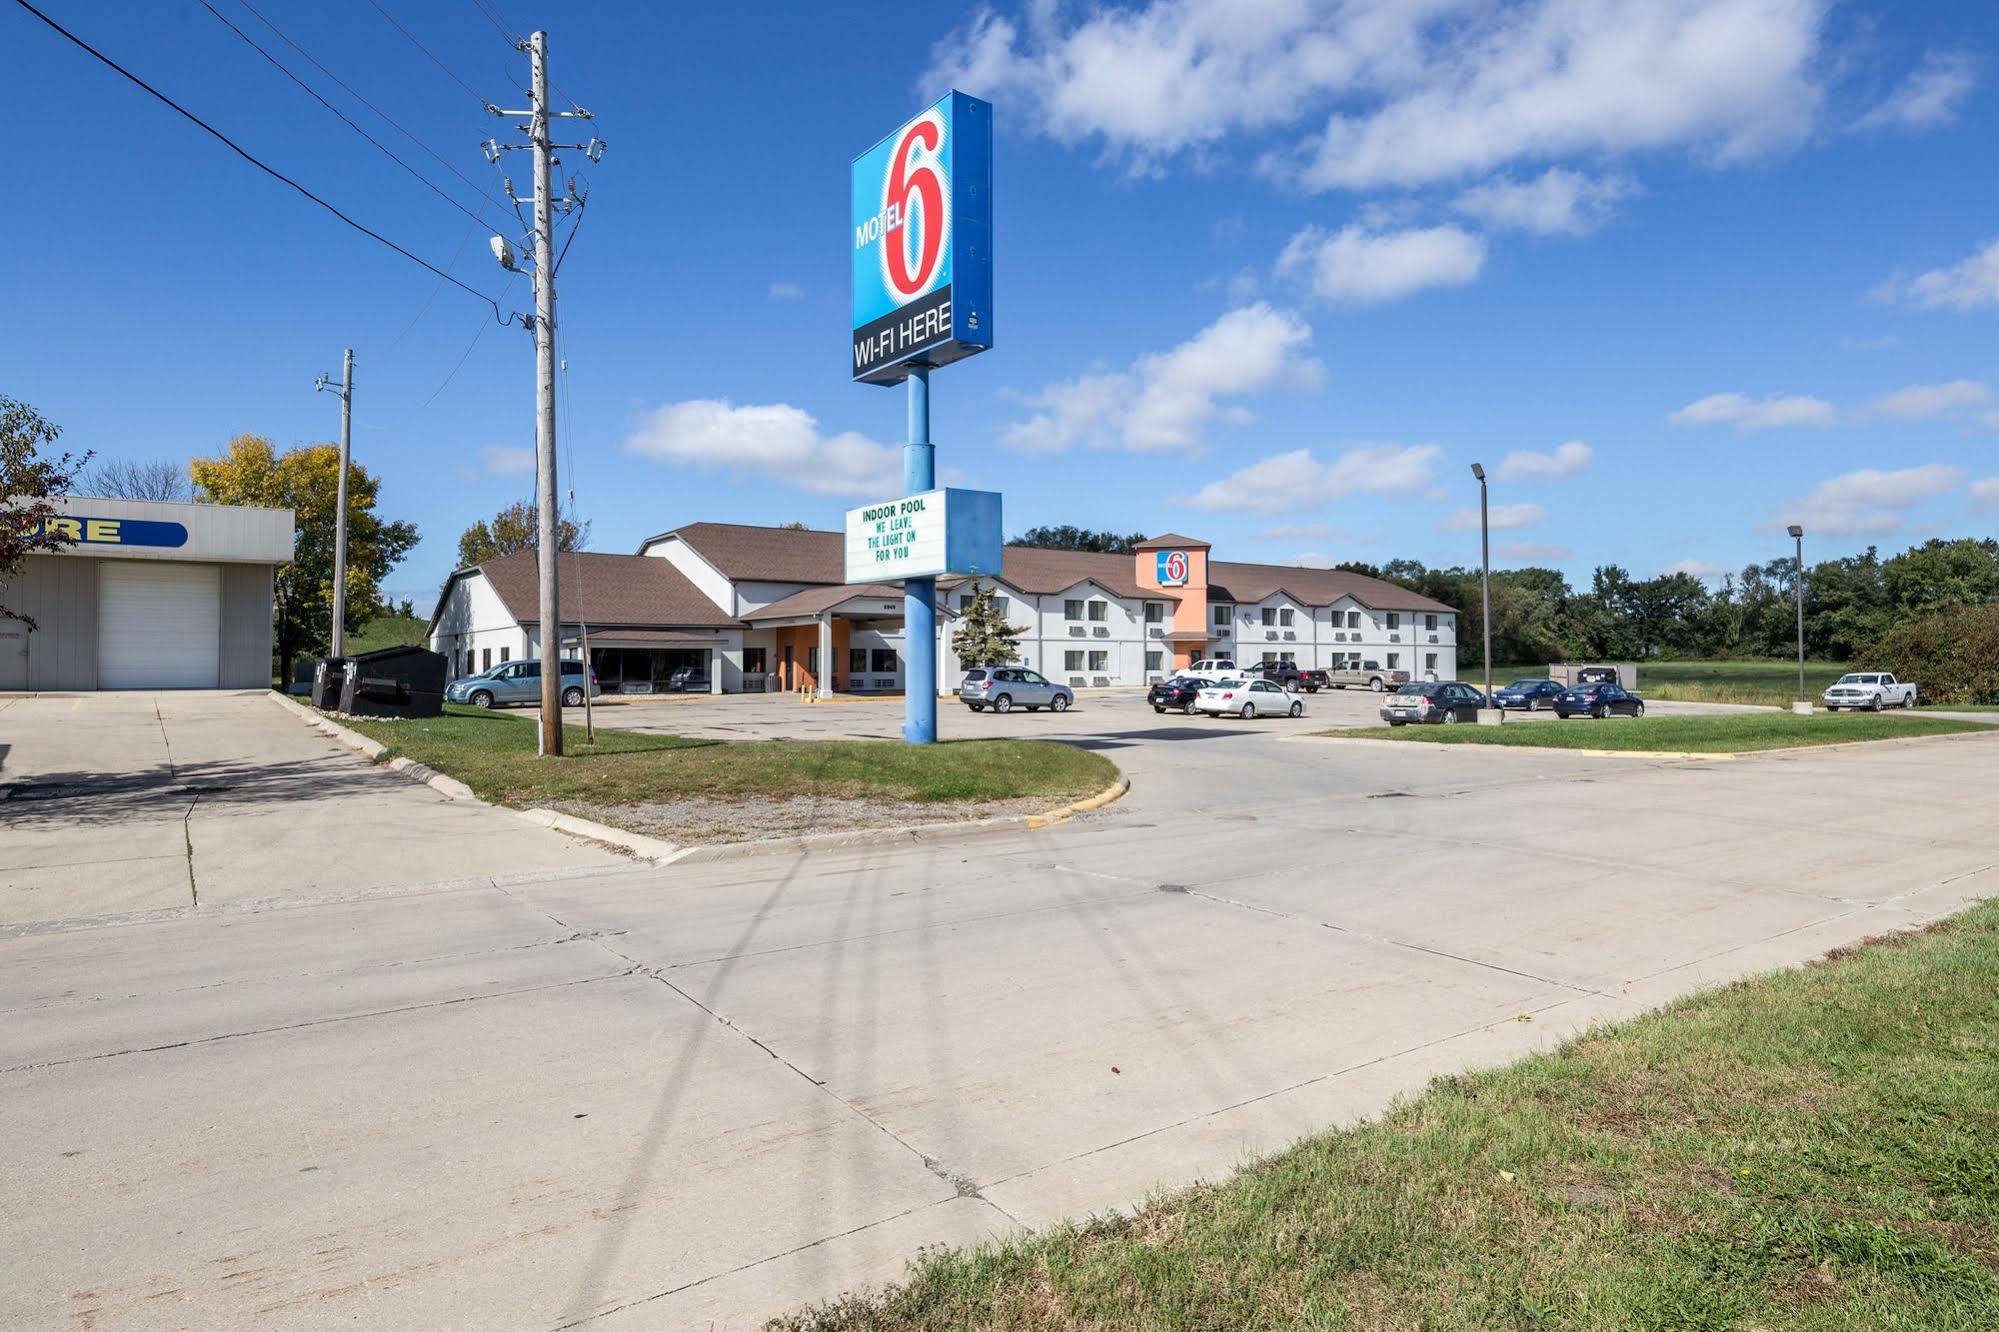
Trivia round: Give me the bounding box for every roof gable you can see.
[469,550,736,629]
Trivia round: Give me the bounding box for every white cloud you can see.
[1446,502,1546,531]
[1662,558,1733,579]
[1497,440,1593,479]
[1256,521,1348,542]
[1453,169,1635,236]
[1187,443,1442,513]
[929,1,1828,190]
[1877,239,1999,311]
[622,399,899,497]
[1283,551,1335,569]
[1668,391,1837,429]
[1852,51,1977,132]
[1002,303,1320,453]
[1864,380,1993,421]
[478,444,534,475]
[1982,411,1999,431]
[1774,463,1968,537]
[1276,223,1485,305]
[768,282,804,301]
[1497,542,1571,562]
[1972,478,1999,508]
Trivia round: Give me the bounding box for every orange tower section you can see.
[1133,533,1212,671]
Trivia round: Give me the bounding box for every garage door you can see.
[99,562,221,689]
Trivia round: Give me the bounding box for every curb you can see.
[1026,774,1131,828]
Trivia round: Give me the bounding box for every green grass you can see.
[773,904,1999,1331]
[1314,712,1988,752]
[337,704,1117,807]
[1490,659,1850,708]
[343,612,429,656]
[1918,704,1999,713]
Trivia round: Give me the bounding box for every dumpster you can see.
[310,656,348,710]
[336,645,447,718]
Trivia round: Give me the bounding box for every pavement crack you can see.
[181,792,200,907]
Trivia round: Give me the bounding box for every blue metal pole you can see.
[904,365,937,744]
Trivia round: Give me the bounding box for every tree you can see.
[1,396,91,628]
[191,434,418,684]
[777,520,810,531]
[75,457,190,502]
[951,583,1022,667]
[456,497,589,567]
[1010,525,1148,554]
[1882,538,1999,617]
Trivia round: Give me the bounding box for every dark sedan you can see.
[1147,676,1206,714]
[1380,680,1487,726]
[1554,682,1646,719]
[1491,678,1566,711]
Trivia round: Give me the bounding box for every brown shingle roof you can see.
[647,522,845,584]
[742,583,931,621]
[1132,532,1210,550]
[994,546,1148,597]
[1206,561,1455,614]
[476,550,737,628]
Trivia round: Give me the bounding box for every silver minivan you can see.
[959,666,1073,713]
[445,659,599,709]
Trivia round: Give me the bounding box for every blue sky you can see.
[7,0,1998,607]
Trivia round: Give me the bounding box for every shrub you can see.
[1858,602,1999,704]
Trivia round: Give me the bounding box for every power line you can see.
[466,0,584,114]
[10,0,516,323]
[361,0,492,108]
[194,0,508,233]
[233,0,511,219]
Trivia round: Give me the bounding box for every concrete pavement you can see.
[0,691,624,927]
[4,693,1995,1329]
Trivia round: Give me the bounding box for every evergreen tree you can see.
[951,584,1022,667]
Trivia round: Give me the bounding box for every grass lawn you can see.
[337,704,1116,807]
[343,612,430,655]
[1490,659,1850,708]
[1918,704,1999,712]
[775,904,1999,1331]
[1313,712,1989,752]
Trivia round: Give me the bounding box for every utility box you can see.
[336,645,446,718]
[1549,661,1638,690]
[310,656,348,710]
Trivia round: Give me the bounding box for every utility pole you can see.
[483,31,604,756]
[1471,461,1493,703]
[1788,524,1805,706]
[314,349,354,658]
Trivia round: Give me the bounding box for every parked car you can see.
[1491,678,1566,711]
[446,659,599,709]
[1245,659,1303,688]
[1554,681,1644,719]
[960,666,1073,713]
[667,665,711,693]
[1147,676,1208,714]
[1192,676,1304,719]
[1297,668,1330,693]
[1187,657,1236,675]
[1324,660,1411,692]
[1380,680,1486,725]
[1823,672,1917,711]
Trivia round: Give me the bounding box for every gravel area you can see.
[542,793,1064,844]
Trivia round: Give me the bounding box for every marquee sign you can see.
[34,515,189,549]
[1155,550,1190,587]
[844,488,1002,583]
[851,91,993,386]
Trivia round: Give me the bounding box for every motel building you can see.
[427,524,1458,695]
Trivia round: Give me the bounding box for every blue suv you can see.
[446,659,599,709]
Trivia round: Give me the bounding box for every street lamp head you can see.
[1786,524,1803,539]
[1470,462,1486,481]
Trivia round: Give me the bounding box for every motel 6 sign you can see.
[1156,550,1190,587]
[851,91,993,385]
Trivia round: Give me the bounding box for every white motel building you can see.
[428,524,1458,694]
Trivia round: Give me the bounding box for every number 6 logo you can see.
[881,110,950,302]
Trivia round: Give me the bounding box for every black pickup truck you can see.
[1245,660,1304,689]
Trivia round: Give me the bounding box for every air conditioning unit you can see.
[1092,676,1110,688]
[1148,626,1163,638]
[1215,627,1230,638]
[1283,630,1296,641]
[1068,676,1087,686]
[1093,626,1109,637]
[1428,634,1438,643]
[1068,624,1086,636]
[1264,630,1278,640]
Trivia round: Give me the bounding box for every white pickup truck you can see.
[1823,672,1917,711]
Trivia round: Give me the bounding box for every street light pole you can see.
[1788,524,1805,705]
[313,349,354,659]
[1471,462,1492,702]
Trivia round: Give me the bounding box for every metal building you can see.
[1,497,294,691]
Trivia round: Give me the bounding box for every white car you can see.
[1193,676,1304,719]
[1187,657,1236,675]
[1823,672,1917,711]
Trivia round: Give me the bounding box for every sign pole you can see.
[904,365,937,744]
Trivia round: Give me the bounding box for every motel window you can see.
[1144,601,1164,623]
[993,597,1009,616]
[1262,652,1277,664]
[1212,604,1231,626]
[1261,607,1276,626]
[1425,613,1437,631]
[872,649,897,673]
[1346,610,1360,629]
[500,646,511,663]
[959,594,973,611]
[1425,653,1438,672]
[1386,653,1400,669]
[1088,651,1108,672]
[1386,613,1400,630]
[1280,608,1294,626]
[1281,652,1296,663]
[1064,599,1084,621]
[807,648,819,677]
[850,648,868,676]
[1145,650,1163,672]
[481,648,492,671]
[1087,600,1108,622]
[1064,650,1085,672]
[743,648,766,674]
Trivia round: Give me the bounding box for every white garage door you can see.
[99,562,221,689]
